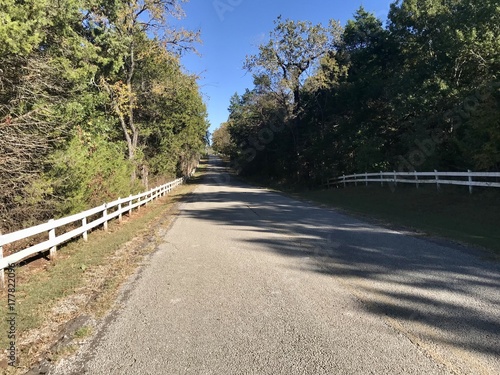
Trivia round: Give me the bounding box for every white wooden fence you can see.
[0,173,193,287]
[326,170,500,193]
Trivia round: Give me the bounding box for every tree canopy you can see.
[220,2,499,185]
[0,0,208,232]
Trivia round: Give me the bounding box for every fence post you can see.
[380,171,383,187]
[0,230,4,288]
[393,171,397,187]
[468,170,473,194]
[118,198,123,223]
[343,175,346,188]
[415,171,419,189]
[82,217,88,242]
[365,172,368,187]
[128,195,133,216]
[49,219,56,260]
[435,170,440,191]
[103,204,108,232]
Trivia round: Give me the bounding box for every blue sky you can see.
[173,0,393,135]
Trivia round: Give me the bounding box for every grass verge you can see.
[293,184,500,255]
[0,181,198,374]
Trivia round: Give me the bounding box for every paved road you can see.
[53,157,500,374]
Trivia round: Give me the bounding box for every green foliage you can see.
[134,39,209,177]
[222,2,500,187]
[211,122,233,156]
[0,0,207,232]
[47,133,136,215]
[240,16,344,182]
[244,16,342,101]
[0,0,49,55]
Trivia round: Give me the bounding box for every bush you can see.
[48,133,138,216]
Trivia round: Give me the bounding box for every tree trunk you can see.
[141,164,149,189]
[293,86,302,183]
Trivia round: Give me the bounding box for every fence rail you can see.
[0,173,194,287]
[326,170,500,193]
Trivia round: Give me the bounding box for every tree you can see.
[337,7,396,172]
[244,16,342,117]
[388,0,500,170]
[212,122,232,156]
[0,0,102,230]
[93,0,200,181]
[100,33,208,183]
[0,0,209,232]
[243,16,342,180]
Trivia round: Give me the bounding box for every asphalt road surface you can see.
[52,156,500,375]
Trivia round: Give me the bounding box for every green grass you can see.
[73,326,92,339]
[294,184,500,254]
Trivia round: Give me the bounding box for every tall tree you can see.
[0,0,209,232]
[338,7,396,171]
[388,0,500,170]
[0,0,102,229]
[244,16,342,180]
[211,122,232,156]
[245,16,342,117]
[94,0,200,181]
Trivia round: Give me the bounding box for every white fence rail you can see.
[326,170,500,193]
[0,174,191,286]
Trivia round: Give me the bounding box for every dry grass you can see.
[0,182,198,374]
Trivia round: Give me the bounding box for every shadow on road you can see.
[184,157,500,358]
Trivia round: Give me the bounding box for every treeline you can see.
[0,0,209,232]
[212,0,499,186]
